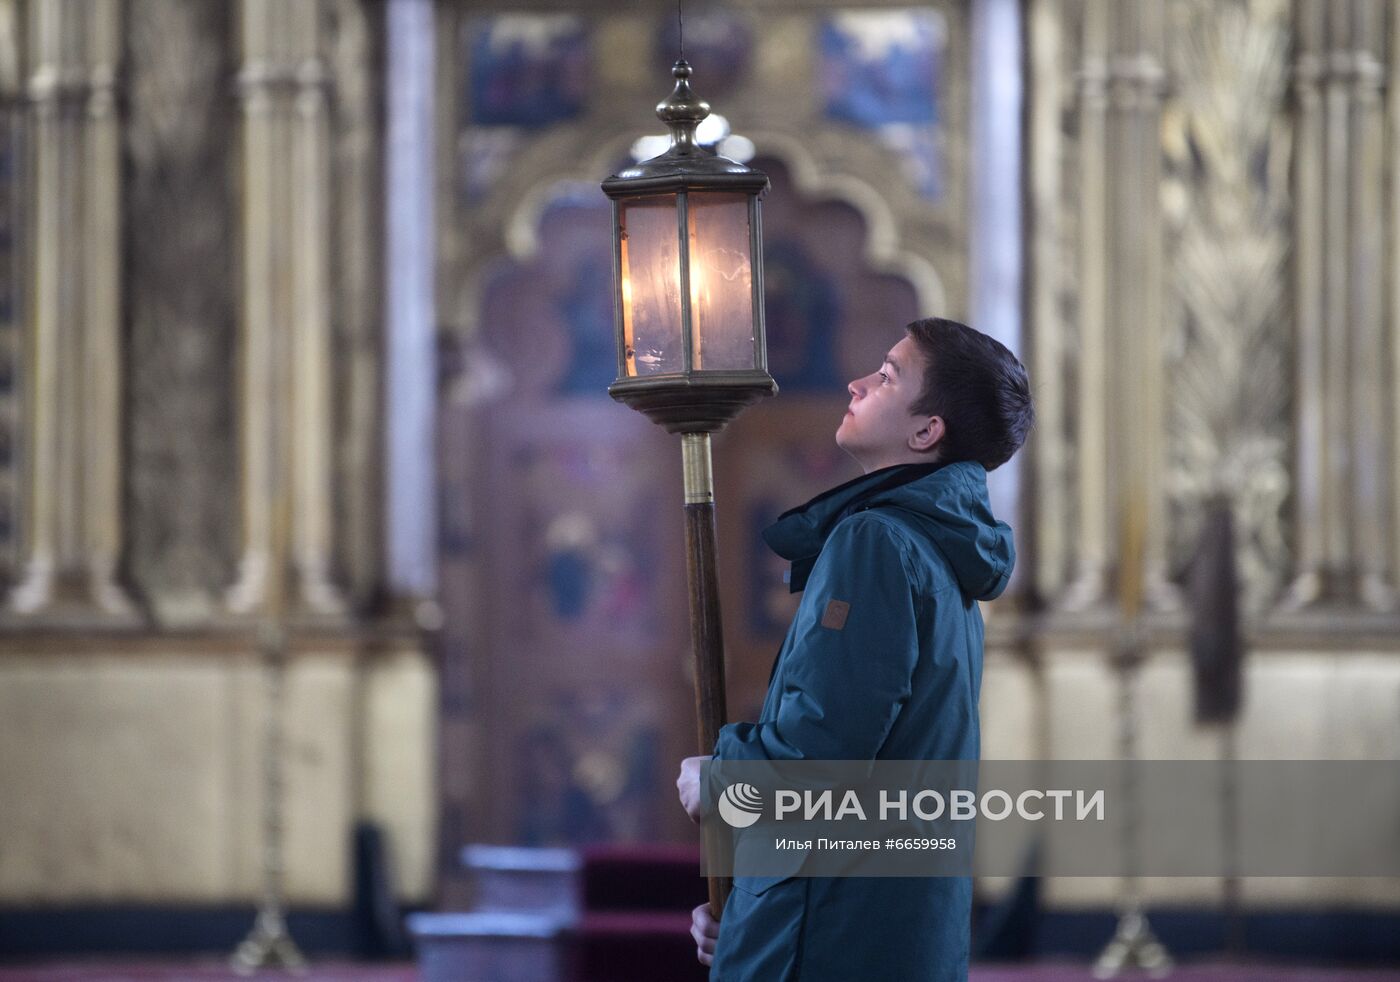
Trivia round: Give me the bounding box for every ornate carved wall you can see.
[1004,0,1400,915]
[402,0,1400,916]
[0,0,389,625]
[430,0,1400,916]
[1025,0,1400,623]
[0,0,434,909]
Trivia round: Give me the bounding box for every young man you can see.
[676,317,1034,981]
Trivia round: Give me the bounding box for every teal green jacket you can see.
[709,460,1014,982]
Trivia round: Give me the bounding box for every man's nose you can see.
[848,378,862,399]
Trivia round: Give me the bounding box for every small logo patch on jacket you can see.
[821,599,850,630]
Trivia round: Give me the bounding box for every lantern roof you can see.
[603,60,769,198]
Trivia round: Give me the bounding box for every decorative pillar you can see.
[1284,0,1394,610]
[1128,1,1176,611]
[1284,0,1328,608]
[227,0,280,614]
[1318,0,1352,599]
[289,2,344,614]
[0,0,21,579]
[1023,0,1068,602]
[9,0,132,617]
[1061,0,1111,611]
[229,0,345,617]
[1107,0,1174,613]
[1063,0,1175,614]
[1346,0,1391,609]
[83,0,129,615]
[1391,0,1400,592]
[327,0,388,607]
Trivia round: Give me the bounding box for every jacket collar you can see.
[762,461,947,593]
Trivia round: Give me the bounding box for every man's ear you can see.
[910,415,945,453]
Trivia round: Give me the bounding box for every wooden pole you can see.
[680,432,732,915]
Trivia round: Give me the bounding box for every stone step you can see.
[459,844,583,923]
[407,910,569,982]
[411,844,706,981]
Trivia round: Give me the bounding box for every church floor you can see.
[0,961,1397,981]
[0,963,416,982]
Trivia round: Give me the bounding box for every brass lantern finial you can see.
[656,60,710,156]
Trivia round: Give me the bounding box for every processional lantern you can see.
[602,59,776,916]
[603,59,775,430]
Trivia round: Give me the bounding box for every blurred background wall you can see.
[0,0,438,941]
[0,0,1397,959]
[432,0,1400,923]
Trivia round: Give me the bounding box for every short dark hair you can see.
[904,317,1033,471]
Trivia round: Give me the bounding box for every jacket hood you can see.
[761,460,1015,600]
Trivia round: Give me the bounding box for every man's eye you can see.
[879,371,889,383]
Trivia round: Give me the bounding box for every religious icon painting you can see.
[819,9,946,201]
[465,14,591,128]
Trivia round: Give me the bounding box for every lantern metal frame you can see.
[602,59,777,434]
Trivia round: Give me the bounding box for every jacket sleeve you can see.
[713,513,922,763]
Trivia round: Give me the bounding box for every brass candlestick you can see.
[1093,488,1172,979]
[231,299,306,973]
[231,626,307,975]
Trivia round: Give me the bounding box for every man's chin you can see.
[834,428,859,461]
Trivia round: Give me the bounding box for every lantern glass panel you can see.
[618,194,683,376]
[686,192,756,371]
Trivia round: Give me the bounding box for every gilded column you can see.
[1347,0,1392,609]
[83,0,132,615]
[227,0,283,614]
[1105,0,1174,613]
[1284,0,1394,609]
[1106,1,1141,613]
[1061,0,1111,611]
[0,0,20,579]
[10,0,74,612]
[1390,0,1400,589]
[229,0,344,617]
[1024,0,1067,601]
[289,2,344,614]
[327,0,386,606]
[1282,0,1327,608]
[1065,0,1175,613]
[1318,0,1352,597]
[9,0,132,616]
[1131,0,1176,610]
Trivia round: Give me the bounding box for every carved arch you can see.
[445,121,954,336]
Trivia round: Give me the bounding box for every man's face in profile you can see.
[835,335,935,470]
